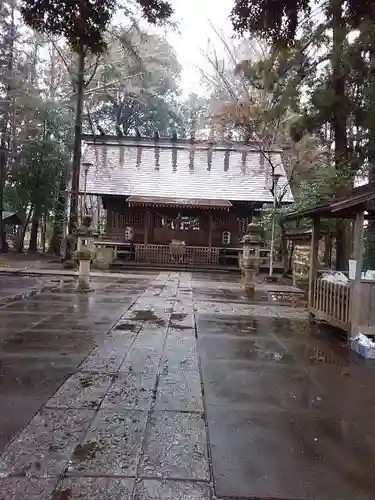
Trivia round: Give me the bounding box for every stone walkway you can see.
[0,271,375,499]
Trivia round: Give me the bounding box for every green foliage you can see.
[20,0,174,54]
[20,0,118,53]
[261,165,352,241]
[230,0,310,45]
[292,166,352,210]
[86,26,183,136]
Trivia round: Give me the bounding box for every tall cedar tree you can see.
[230,0,374,269]
[20,0,173,224]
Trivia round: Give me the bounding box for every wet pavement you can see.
[0,271,374,499]
[0,274,50,307]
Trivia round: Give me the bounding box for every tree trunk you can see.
[16,206,33,253]
[49,179,67,256]
[28,210,40,252]
[41,208,47,253]
[279,220,289,275]
[69,47,85,221]
[362,16,375,269]
[323,232,333,267]
[0,2,15,252]
[288,241,295,274]
[0,143,6,252]
[331,0,350,270]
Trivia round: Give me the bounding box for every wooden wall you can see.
[103,197,254,247]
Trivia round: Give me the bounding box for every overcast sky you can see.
[167,0,234,96]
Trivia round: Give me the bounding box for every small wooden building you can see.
[79,134,292,267]
[285,182,375,336]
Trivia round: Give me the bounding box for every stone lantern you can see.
[75,215,94,291]
[240,222,264,296]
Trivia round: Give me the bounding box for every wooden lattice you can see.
[213,214,230,230]
[112,209,144,228]
[237,217,249,237]
[135,244,220,265]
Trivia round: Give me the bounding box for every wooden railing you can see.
[310,278,351,331]
[134,244,220,265]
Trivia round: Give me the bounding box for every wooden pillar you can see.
[144,209,149,245]
[308,217,320,311]
[208,213,213,248]
[350,209,365,337]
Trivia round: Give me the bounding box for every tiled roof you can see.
[79,136,293,203]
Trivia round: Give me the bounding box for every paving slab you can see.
[133,479,211,500]
[101,371,157,411]
[1,329,98,355]
[0,275,49,304]
[0,313,51,340]
[0,478,58,500]
[206,405,375,500]
[198,334,291,364]
[119,347,161,375]
[45,372,113,409]
[78,333,136,373]
[0,408,94,478]
[162,337,199,374]
[139,412,209,480]
[155,371,203,412]
[67,409,148,477]
[53,477,134,499]
[132,329,166,352]
[202,360,323,410]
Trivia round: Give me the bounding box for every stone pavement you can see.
[0,271,375,499]
[0,274,51,305]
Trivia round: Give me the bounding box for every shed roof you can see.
[2,211,23,225]
[79,135,293,204]
[285,182,375,221]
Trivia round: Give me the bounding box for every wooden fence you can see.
[134,244,220,265]
[310,278,351,331]
[310,278,375,333]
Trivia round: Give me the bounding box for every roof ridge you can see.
[81,134,283,152]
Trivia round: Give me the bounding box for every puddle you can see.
[80,375,94,387]
[170,313,187,321]
[114,322,139,331]
[131,309,166,326]
[52,489,72,500]
[72,441,99,460]
[169,323,192,330]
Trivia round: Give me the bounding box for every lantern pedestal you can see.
[78,259,90,290]
[240,222,264,295]
[75,216,94,292]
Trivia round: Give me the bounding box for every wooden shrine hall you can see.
[79,134,293,267]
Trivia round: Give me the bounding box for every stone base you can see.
[77,260,91,291]
[244,283,255,299]
[76,285,95,293]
